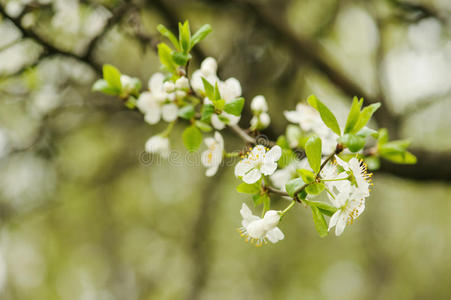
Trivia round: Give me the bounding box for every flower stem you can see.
[281,200,296,216]
[161,121,176,137]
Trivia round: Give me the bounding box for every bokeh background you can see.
[1,0,451,299]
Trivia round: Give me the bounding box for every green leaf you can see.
[305,182,325,195]
[338,134,366,153]
[296,169,315,183]
[190,24,212,50]
[201,104,215,121]
[344,97,363,134]
[214,81,221,101]
[195,121,212,132]
[351,103,381,134]
[178,105,195,120]
[378,128,389,145]
[172,52,191,66]
[253,193,270,211]
[217,114,229,124]
[307,95,341,136]
[179,21,191,53]
[201,77,214,100]
[156,24,180,51]
[365,156,380,171]
[224,97,245,116]
[182,125,202,151]
[356,127,378,138]
[310,205,328,237]
[285,178,305,197]
[236,182,261,194]
[92,79,120,95]
[305,135,322,173]
[157,43,177,73]
[381,150,417,164]
[305,200,337,217]
[276,135,290,149]
[124,96,137,109]
[103,65,122,90]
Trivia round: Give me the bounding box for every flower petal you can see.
[260,162,278,176]
[266,227,284,243]
[328,210,340,231]
[243,168,261,184]
[211,114,225,130]
[335,215,347,236]
[265,145,282,162]
[161,104,178,122]
[234,160,253,177]
[144,109,161,125]
[205,165,219,177]
[149,72,164,92]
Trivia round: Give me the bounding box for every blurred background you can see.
[1,0,451,299]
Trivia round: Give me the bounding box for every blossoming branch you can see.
[92,21,416,246]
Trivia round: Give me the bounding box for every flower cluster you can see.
[92,21,416,247]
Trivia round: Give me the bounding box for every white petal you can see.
[221,77,242,101]
[161,104,178,122]
[334,155,350,171]
[204,137,216,148]
[328,211,340,231]
[243,168,261,184]
[205,165,219,177]
[214,131,224,148]
[200,57,217,76]
[149,72,164,92]
[250,95,268,112]
[335,215,347,236]
[144,109,161,125]
[260,162,278,176]
[136,92,154,113]
[191,70,203,92]
[211,114,225,130]
[265,145,282,162]
[284,110,302,124]
[234,160,253,177]
[266,227,284,243]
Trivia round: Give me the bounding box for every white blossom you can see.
[201,132,224,177]
[327,180,366,236]
[239,203,284,246]
[175,76,189,90]
[334,156,371,198]
[250,112,271,130]
[250,95,268,112]
[137,73,178,125]
[145,135,170,158]
[235,145,282,184]
[284,103,338,154]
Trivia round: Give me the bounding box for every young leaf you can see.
[278,148,297,168]
[305,135,322,173]
[307,95,341,136]
[224,97,245,116]
[236,182,261,194]
[338,134,366,153]
[201,77,214,100]
[344,97,363,134]
[156,24,180,51]
[214,81,221,101]
[305,182,325,195]
[378,128,389,145]
[310,205,328,237]
[296,169,315,183]
[179,21,191,53]
[285,178,305,197]
[157,43,177,73]
[190,24,212,50]
[172,52,191,66]
[103,64,122,90]
[305,200,337,217]
[381,151,417,164]
[276,135,290,149]
[178,105,195,120]
[92,79,120,95]
[201,104,215,121]
[351,103,381,134]
[195,121,212,132]
[182,125,202,151]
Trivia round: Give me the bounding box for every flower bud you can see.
[145,135,170,158]
[201,57,217,76]
[163,81,175,93]
[175,76,190,90]
[251,95,268,112]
